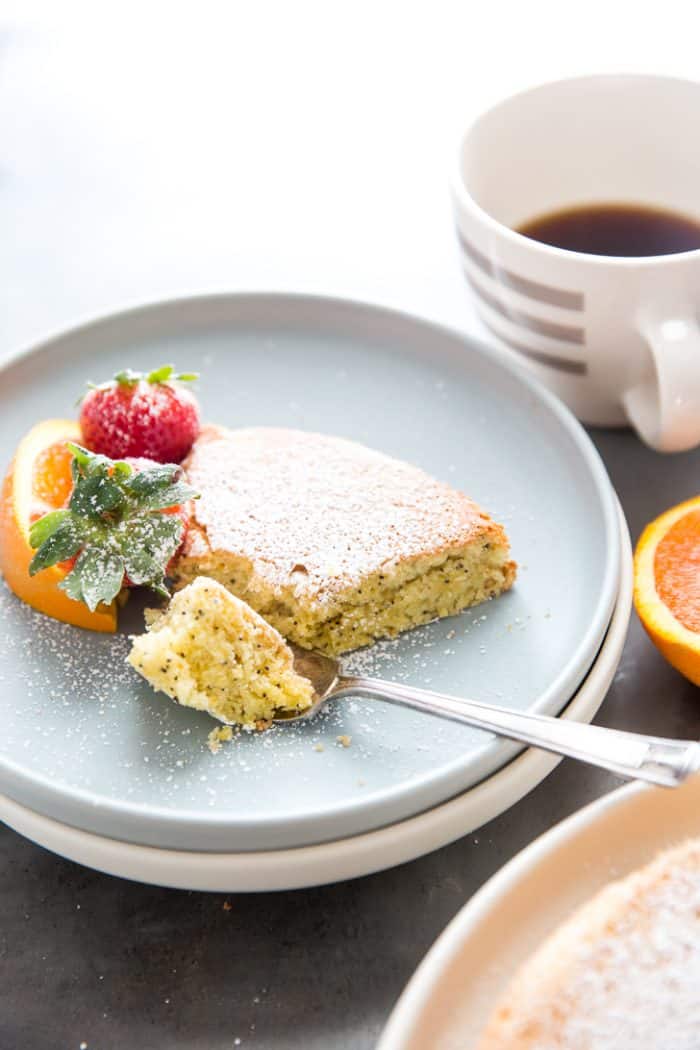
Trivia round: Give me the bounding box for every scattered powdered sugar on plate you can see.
[0,566,529,834]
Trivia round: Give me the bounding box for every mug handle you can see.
[623,315,700,453]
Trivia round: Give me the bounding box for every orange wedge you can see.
[0,419,117,631]
[634,496,700,686]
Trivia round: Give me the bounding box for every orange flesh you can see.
[32,441,75,511]
[0,420,116,632]
[654,508,700,632]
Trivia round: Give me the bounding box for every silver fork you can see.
[275,645,700,788]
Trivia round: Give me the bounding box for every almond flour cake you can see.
[127,577,314,727]
[478,839,700,1049]
[174,426,516,655]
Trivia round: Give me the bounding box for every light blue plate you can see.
[0,295,620,851]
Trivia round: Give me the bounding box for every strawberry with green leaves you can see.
[79,365,200,464]
[28,445,197,611]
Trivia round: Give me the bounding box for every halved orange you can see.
[0,419,117,632]
[634,496,700,686]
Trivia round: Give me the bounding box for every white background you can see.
[2,1,699,356]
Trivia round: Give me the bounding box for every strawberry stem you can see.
[29,445,198,611]
[82,365,199,397]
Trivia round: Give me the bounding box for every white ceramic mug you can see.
[451,74,700,453]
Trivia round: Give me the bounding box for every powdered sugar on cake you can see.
[479,840,700,1049]
[181,426,504,605]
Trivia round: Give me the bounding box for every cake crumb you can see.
[129,577,314,727]
[313,743,324,752]
[336,734,352,748]
[446,629,456,640]
[222,900,232,912]
[207,725,234,754]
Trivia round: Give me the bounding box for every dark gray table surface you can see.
[2,428,699,1050]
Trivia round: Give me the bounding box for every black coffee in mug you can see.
[517,203,700,257]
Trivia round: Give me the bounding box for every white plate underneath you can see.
[0,506,632,892]
[378,758,700,1050]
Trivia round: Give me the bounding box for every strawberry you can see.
[79,365,200,464]
[28,445,198,610]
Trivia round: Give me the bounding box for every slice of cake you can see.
[478,839,700,1049]
[174,426,516,655]
[127,577,314,727]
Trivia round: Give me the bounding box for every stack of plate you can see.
[0,295,630,891]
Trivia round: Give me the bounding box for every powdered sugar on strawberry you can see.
[80,365,200,463]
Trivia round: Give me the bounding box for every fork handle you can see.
[337,676,700,787]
